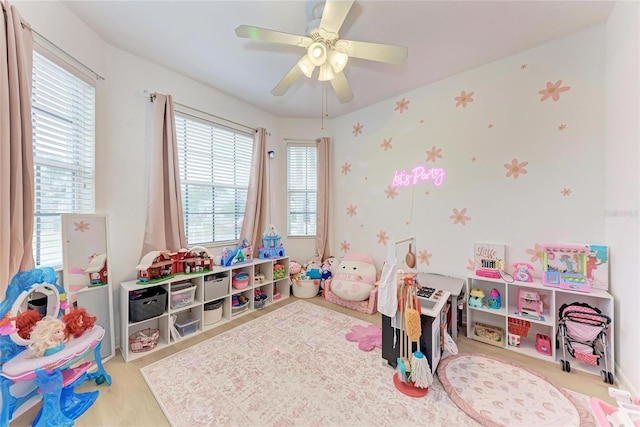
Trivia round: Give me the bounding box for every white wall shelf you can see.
[120,257,289,362]
[466,273,615,381]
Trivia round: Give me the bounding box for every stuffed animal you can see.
[331,253,377,302]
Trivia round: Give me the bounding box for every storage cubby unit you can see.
[466,273,615,380]
[120,256,289,362]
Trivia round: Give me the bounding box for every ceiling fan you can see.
[235,0,408,103]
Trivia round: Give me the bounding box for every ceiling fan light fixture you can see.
[307,41,327,66]
[318,63,335,81]
[328,47,348,73]
[297,55,316,78]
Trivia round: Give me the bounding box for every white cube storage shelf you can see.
[120,257,290,362]
[466,273,615,379]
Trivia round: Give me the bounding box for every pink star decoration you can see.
[346,204,357,217]
[380,138,393,151]
[450,208,471,226]
[74,221,90,232]
[455,91,475,108]
[376,230,389,245]
[384,185,399,199]
[394,97,410,114]
[558,124,567,131]
[341,162,352,175]
[340,240,351,253]
[538,80,570,102]
[426,146,443,162]
[352,122,363,136]
[561,188,572,196]
[418,250,432,266]
[504,159,528,179]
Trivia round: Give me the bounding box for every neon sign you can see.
[392,165,446,188]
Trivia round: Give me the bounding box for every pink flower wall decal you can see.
[467,259,475,271]
[425,146,443,162]
[346,204,357,217]
[394,97,410,114]
[561,188,572,196]
[74,221,90,232]
[352,122,363,136]
[455,91,475,108]
[504,159,528,179]
[558,124,567,131]
[376,230,389,245]
[418,250,432,266]
[521,64,528,70]
[450,208,471,225]
[384,185,399,199]
[340,240,351,253]
[525,244,544,264]
[538,80,570,102]
[341,162,352,175]
[381,138,393,151]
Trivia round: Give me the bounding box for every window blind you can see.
[32,51,96,268]
[175,114,253,245]
[287,144,317,236]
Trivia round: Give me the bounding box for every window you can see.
[287,144,317,236]
[32,51,96,268]
[175,113,253,245]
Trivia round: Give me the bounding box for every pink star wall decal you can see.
[394,97,410,114]
[352,122,363,136]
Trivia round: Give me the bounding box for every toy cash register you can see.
[542,245,591,293]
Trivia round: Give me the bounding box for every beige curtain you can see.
[141,93,187,255]
[0,1,34,293]
[240,128,268,252]
[312,137,331,263]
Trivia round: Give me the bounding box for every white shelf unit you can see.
[466,273,615,380]
[120,257,289,362]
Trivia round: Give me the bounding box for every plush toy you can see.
[28,317,67,358]
[289,260,302,279]
[62,307,96,339]
[331,253,377,302]
[15,310,42,340]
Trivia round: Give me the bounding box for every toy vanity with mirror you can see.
[0,267,111,426]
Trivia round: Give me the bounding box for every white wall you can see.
[604,1,640,395]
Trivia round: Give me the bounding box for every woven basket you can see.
[129,328,160,353]
[508,318,531,338]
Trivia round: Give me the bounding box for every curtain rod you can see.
[1,4,106,81]
[145,90,256,133]
[284,138,317,142]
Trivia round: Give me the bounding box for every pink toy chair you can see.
[324,278,378,315]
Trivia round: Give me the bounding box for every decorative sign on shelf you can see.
[474,242,506,279]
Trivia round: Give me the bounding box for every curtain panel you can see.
[0,1,34,294]
[240,128,268,253]
[313,137,331,263]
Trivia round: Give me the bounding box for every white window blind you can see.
[287,144,317,236]
[32,51,96,268]
[175,113,253,245]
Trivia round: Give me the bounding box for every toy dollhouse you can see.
[258,225,285,259]
[542,245,591,292]
[85,253,108,286]
[220,238,253,267]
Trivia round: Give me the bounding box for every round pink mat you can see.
[437,353,595,427]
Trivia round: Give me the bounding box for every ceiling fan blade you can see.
[236,25,312,48]
[319,0,354,36]
[271,63,305,96]
[330,71,354,103]
[342,39,408,64]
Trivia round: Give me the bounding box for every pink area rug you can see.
[140,301,593,427]
[437,353,595,427]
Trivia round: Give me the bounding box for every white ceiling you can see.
[61,0,615,119]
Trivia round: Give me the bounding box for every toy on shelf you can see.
[590,387,640,427]
[511,263,534,282]
[273,264,286,280]
[221,238,253,267]
[468,288,485,308]
[85,253,108,287]
[517,289,544,320]
[536,333,552,356]
[258,225,285,259]
[474,243,505,279]
[488,288,501,309]
[542,245,591,292]
[232,272,250,290]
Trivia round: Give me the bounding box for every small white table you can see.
[416,273,465,343]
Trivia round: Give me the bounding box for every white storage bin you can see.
[204,274,229,301]
[292,279,319,299]
[203,300,223,325]
[170,283,196,309]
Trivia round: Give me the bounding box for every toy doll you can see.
[62,307,96,339]
[15,310,43,340]
[28,317,67,358]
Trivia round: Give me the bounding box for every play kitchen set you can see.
[466,242,615,382]
[380,237,451,397]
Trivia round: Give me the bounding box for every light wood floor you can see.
[12,296,615,426]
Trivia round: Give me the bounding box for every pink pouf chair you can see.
[324,253,378,315]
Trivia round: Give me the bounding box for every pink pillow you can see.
[331,253,376,302]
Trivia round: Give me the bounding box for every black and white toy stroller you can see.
[557,301,614,384]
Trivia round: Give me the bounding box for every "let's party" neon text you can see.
[392,166,446,188]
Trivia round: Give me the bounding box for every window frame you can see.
[286,142,318,238]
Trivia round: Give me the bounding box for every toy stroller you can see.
[557,301,613,384]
